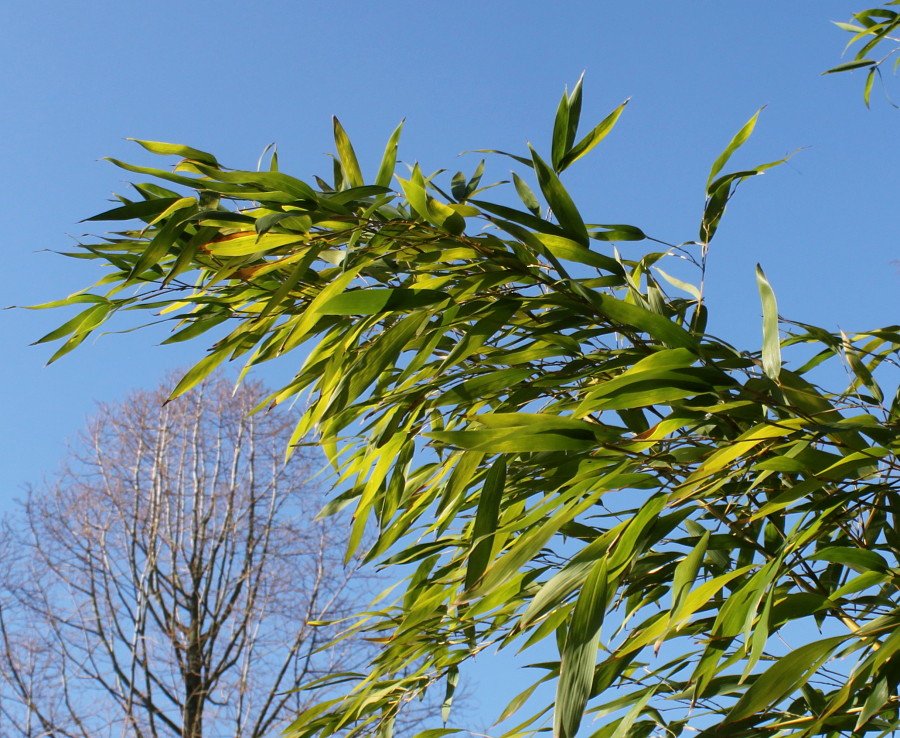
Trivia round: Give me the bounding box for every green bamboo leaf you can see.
[725,636,846,723]
[670,531,709,620]
[864,66,876,107]
[551,89,571,171]
[166,348,232,403]
[536,233,624,274]
[589,224,645,242]
[441,666,460,725]
[740,587,773,683]
[451,160,486,202]
[45,331,91,364]
[756,264,781,381]
[520,497,667,632]
[823,59,877,74]
[512,173,542,216]
[554,558,608,738]
[467,159,485,194]
[326,185,393,205]
[465,457,507,589]
[333,117,364,188]
[653,267,701,300]
[129,208,194,278]
[855,677,890,731]
[83,196,182,223]
[397,165,432,217]
[470,199,569,239]
[375,120,404,188]
[808,546,889,573]
[127,139,220,166]
[450,171,467,201]
[32,303,111,345]
[161,314,230,344]
[832,21,866,33]
[318,288,450,315]
[467,148,534,167]
[498,678,549,723]
[427,429,598,453]
[580,291,698,350]
[706,109,763,192]
[565,74,584,154]
[188,164,319,202]
[407,730,460,738]
[576,372,712,414]
[608,688,656,738]
[843,331,884,402]
[24,294,108,311]
[529,146,589,245]
[436,368,533,406]
[558,99,629,173]
[397,166,464,233]
[830,570,887,599]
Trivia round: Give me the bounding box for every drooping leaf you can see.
[554,558,608,738]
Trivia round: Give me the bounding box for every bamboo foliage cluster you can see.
[32,54,900,738]
[826,0,900,105]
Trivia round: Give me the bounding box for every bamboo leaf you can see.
[558,99,629,172]
[529,146,589,245]
[855,677,890,731]
[554,558,608,738]
[512,173,542,216]
[333,117,364,188]
[823,59,877,74]
[756,264,781,381]
[551,89,571,172]
[465,457,507,589]
[166,348,232,403]
[375,120,404,188]
[318,288,450,315]
[706,109,763,192]
[725,636,846,723]
[83,196,183,223]
[808,546,889,573]
[127,139,220,166]
[670,531,709,620]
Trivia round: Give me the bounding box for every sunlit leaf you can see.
[756,263,781,381]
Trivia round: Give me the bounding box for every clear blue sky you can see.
[2,0,897,727]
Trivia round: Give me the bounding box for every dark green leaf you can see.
[558,99,629,172]
[529,146,589,245]
[318,288,450,315]
[726,636,846,723]
[465,457,507,589]
[823,59,877,73]
[555,558,608,738]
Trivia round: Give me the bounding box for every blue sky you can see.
[2,0,898,728]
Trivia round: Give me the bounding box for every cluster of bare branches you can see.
[0,375,366,737]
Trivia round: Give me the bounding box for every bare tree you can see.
[0,375,364,738]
